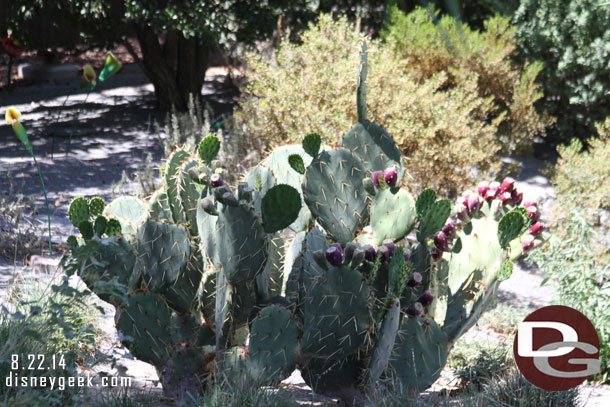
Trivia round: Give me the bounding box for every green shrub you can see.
[237,13,546,196]
[513,0,610,142]
[383,7,551,155]
[528,118,610,382]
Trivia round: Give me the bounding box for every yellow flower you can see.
[5,106,31,152]
[98,52,122,82]
[5,106,21,123]
[81,64,97,89]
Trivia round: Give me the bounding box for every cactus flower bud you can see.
[526,205,540,222]
[417,291,435,307]
[406,302,424,318]
[363,244,377,262]
[382,239,396,256]
[404,248,412,262]
[431,247,443,261]
[529,221,544,237]
[222,191,238,206]
[325,246,343,267]
[384,167,398,188]
[371,171,383,188]
[484,189,498,202]
[210,173,224,187]
[477,181,490,196]
[344,241,359,263]
[456,203,468,221]
[407,272,423,287]
[378,245,391,262]
[501,177,515,193]
[511,189,523,205]
[442,221,456,240]
[434,232,450,252]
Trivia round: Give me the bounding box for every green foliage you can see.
[383,6,550,155]
[237,12,547,196]
[514,0,610,141]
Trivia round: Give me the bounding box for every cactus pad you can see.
[368,297,400,385]
[302,133,321,158]
[417,199,451,242]
[261,184,301,233]
[388,316,448,392]
[342,121,403,177]
[134,220,191,292]
[88,196,105,217]
[68,197,90,227]
[498,210,526,248]
[248,304,299,382]
[104,196,149,237]
[370,187,416,245]
[302,148,369,244]
[288,154,305,174]
[198,134,221,164]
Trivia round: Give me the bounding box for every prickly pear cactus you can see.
[60,41,546,405]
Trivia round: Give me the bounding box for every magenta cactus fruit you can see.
[431,247,443,261]
[417,290,435,307]
[383,167,398,188]
[527,205,540,222]
[363,244,377,262]
[500,191,512,204]
[477,181,490,196]
[325,246,343,267]
[467,194,482,214]
[489,181,501,193]
[406,302,424,318]
[523,200,537,209]
[484,189,498,202]
[382,239,396,256]
[510,189,523,205]
[434,231,450,252]
[210,173,224,187]
[529,221,544,237]
[442,221,456,240]
[371,171,383,188]
[522,238,535,253]
[501,177,515,193]
[407,271,423,287]
[378,245,391,262]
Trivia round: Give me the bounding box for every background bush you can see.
[236,11,546,196]
[513,0,610,142]
[528,118,610,382]
[383,7,551,155]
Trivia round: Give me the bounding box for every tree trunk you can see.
[128,24,209,111]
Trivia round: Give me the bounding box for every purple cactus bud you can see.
[363,244,376,262]
[527,205,540,222]
[201,198,218,215]
[523,200,537,209]
[417,291,435,307]
[210,173,224,187]
[344,241,359,261]
[384,167,398,188]
[522,238,534,253]
[434,232,450,252]
[467,194,482,214]
[371,171,383,188]
[382,239,396,256]
[462,190,473,199]
[378,245,390,262]
[529,222,544,237]
[442,221,456,240]
[407,272,423,287]
[477,181,490,196]
[500,191,512,204]
[501,177,515,193]
[404,248,412,262]
[431,247,443,261]
[511,189,523,205]
[325,246,343,267]
[406,302,424,318]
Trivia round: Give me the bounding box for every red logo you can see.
[513,305,600,391]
